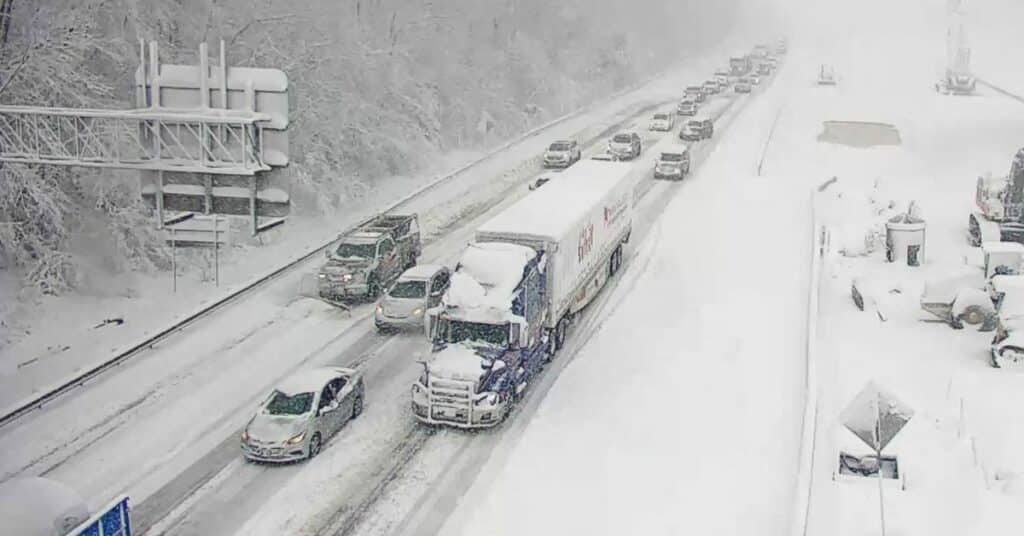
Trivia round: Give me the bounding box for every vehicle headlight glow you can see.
[241,429,250,442]
[412,307,424,317]
[342,273,353,282]
[376,304,384,314]
[318,273,326,279]
[474,393,499,408]
[287,432,306,445]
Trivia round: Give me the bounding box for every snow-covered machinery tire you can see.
[969,212,1002,247]
[958,305,987,326]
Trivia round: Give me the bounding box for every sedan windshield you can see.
[389,280,426,299]
[660,153,685,162]
[335,242,375,259]
[549,141,571,151]
[653,114,668,120]
[612,134,632,143]
[265,390,314,416]
[446,320,508,347]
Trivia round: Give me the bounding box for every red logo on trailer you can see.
[578,223,594,262]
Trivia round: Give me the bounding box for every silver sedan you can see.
[374,265,451,332]
[241,367,365,462]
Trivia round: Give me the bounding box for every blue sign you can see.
[73,495,131,536]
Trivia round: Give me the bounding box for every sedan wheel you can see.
[352,395,364,419]
[307,433,322,459]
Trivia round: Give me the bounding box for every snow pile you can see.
[428,344,487,383]
[0,477,89,536]
[819,182,902,257]
[444,242,535,314]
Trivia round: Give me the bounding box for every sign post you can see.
[840,381,914,536]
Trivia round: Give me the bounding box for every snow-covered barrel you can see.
[885,209,926,266]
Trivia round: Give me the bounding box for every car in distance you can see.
[374,265,451,332]
[735,79,752,93]
[654,145,691,180]
[679,119,714,142]
[607,131,642,160]
[685,85,706,103]
[649,112,675,132]
[677,99,698,116]
[241,367,365,462]
[543,140,581,168]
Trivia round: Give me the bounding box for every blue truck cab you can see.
[413,242,549,428]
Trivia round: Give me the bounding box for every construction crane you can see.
[938,0,976,95]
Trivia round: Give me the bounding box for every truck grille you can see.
[428,379,474,423]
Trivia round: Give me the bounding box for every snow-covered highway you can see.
[0,46,770,536]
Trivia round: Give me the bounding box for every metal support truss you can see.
[0,105,271,175]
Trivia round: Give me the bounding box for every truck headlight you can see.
[474,392,499,408]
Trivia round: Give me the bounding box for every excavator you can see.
[970,148,1024,246]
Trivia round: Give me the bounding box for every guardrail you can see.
[791,177,835,536]
[757,105,785,176]
[977,79,1024,105]
[0,62,686,430]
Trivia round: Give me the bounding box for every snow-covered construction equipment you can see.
[818,65,837,86]
[937,0,976,95]
[968,148,1024,246]
[414,160,634,428]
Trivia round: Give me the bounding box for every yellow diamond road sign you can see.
[840,381,914,453]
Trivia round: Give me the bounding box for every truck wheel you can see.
[609,246,622,275]
[554,317,568,351]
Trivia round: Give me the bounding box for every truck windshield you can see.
[389,280,426,298]
[334,242,375,259]
[446,320,508,347]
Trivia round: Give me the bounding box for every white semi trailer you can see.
[414,160,635,427]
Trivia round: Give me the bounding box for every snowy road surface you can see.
[0,46,751,536]
[427,46,815,536]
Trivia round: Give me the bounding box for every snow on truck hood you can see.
[428,343,490,382]
[445,242,536,313]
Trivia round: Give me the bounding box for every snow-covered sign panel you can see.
[840,381,914,452]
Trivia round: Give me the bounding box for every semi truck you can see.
[413,160,634,428]
[729,54,752,76]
